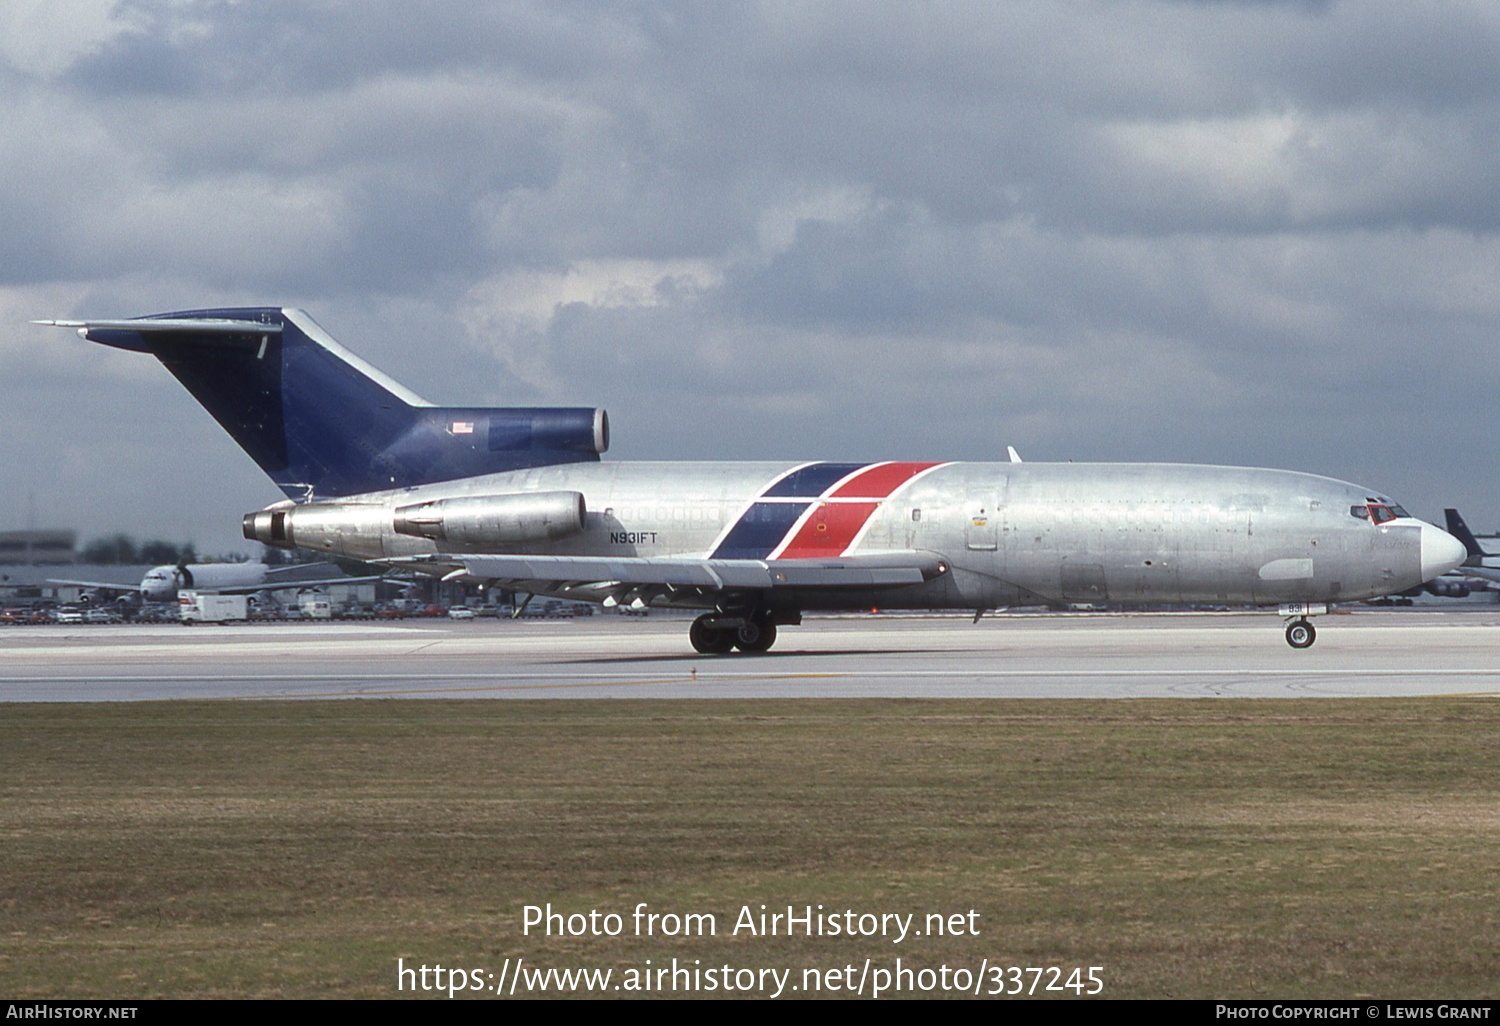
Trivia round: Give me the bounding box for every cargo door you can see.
[965,492,998,551]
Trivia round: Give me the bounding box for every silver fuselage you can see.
[276,460,1443,610]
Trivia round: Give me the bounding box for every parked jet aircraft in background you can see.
[39,308,1468,651]
[1438,508,1500,588]
[51,560,375,602]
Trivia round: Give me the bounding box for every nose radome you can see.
[1419,522,1468,581]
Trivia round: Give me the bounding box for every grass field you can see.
[0,698,1496,999]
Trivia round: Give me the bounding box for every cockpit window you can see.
[1352,503,1402,524]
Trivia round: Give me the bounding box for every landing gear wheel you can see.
[1285,619,1316,649]
[690,615,735,654]
[734,620,777,653]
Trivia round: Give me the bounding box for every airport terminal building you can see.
[0,530,77,565]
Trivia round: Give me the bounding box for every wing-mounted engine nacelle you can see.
[392,491,587,546]
[1425,578,1471,598]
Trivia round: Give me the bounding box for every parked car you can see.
[447,606,476,620]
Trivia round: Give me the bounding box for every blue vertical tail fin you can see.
[42,307,607,499]
[1443,508,1492,563]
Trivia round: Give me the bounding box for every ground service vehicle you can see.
[178,591,247,625]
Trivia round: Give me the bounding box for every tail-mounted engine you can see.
[393,491,586,545]
[244,491,588,557]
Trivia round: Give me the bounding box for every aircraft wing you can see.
[46,578,144,593]
[1450,566,1500,585]
[396,550,950,592]
[212,574,387,595]
[262,561,346,577]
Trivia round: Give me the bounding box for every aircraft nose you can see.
[1419,522,1468,581]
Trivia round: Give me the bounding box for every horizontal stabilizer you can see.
[34,318,282,334]
[402,550,949,591]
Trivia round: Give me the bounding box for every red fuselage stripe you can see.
[829,461,942,498]
[777,502,881,559]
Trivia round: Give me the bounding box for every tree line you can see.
[81,535,197,565]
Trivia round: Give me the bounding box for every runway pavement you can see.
[4,609,1500,701]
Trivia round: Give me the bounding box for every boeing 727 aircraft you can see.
[38,308,1467,651]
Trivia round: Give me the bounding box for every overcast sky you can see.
[5,0,1500,554]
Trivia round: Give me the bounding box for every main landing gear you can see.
[690,611,780,654]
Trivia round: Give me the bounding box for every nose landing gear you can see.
[1284,618,1316,649]
[1279,603,1326,649]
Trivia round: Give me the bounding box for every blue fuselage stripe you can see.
[710,502,811,559]
[762,462,867,497]
[709,462,876,559]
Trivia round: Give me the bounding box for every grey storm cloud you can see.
[4,0,1500,552]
